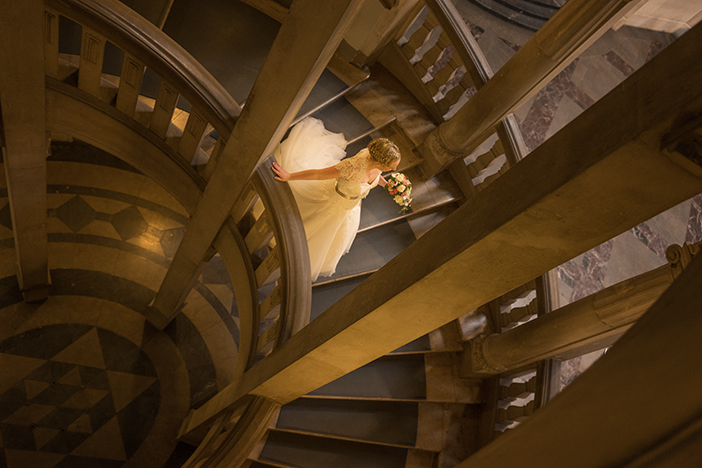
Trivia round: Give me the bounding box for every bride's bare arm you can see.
[272,161,341,182]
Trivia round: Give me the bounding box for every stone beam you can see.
[0,0,50,302]
[419,0,644,176]
[466,263,674,375]
[146,0,366,328]
[180,22,702,433]
[456,248,702,467]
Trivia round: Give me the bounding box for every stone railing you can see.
[379,0,527,184]
[180,158,311,468]
[472,276,550,444]
[46,0,241,141]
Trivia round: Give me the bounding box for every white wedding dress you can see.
[275,118,379,281]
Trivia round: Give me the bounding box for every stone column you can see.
[0,0,50,302]
[455,245,702,468]
[467,263,674,375]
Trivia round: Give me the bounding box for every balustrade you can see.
[177,156,311,467]
[380,0,526,197]
[44,0,241,178]
[472,276,550,445]
[495,370,536,433]
[382,1,478,123]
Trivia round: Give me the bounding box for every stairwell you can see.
[25,0,541,466]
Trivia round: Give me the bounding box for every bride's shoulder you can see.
[352,148,370,158]
[335,149,369,181]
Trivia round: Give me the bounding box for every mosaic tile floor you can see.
[0,142,241,467]
[0,325,160,467]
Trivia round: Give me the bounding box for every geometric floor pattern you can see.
[0,325,160,468]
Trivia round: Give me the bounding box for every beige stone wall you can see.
[615,0,702,35]
[343,0,422,61]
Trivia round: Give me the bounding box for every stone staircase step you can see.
[314,200,457,286]
[293,69,349,125]
[293,59,370,127]
[310,96,375,142]
[308,354,426,400]
[311,274,367,320]
[256,430,411,468]
[317,218,416,282]
[359,170,460,233]
[276,398,419,447]
[269,427,415,449]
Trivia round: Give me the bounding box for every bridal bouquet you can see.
[384,172,412,213]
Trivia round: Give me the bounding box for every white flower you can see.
[394,195,403,204]
[397,185,406,192]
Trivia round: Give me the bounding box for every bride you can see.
[272,117,401,281]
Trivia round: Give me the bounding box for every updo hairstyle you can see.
[368,138,401,167]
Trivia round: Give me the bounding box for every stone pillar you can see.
[467,263,674,375]
[419,0,644,176]
[0,0,50,302]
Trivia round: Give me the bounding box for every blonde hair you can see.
[368,138,401,167]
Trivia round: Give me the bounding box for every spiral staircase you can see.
[0,1,528,466]
[2,0,702,468]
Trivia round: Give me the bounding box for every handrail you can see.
[425,0,493,85]
[47,0,241,137]
[179,157,312,466]
[251,159,312,342]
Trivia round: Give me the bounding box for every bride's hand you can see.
[271,162,291,181]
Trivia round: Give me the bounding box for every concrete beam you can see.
[0,0,50,301]
[180,22,702,432]
[146,0,366,328]
[419,0,644,175]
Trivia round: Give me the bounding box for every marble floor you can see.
[452,0,701,308]
[0,142,240,468]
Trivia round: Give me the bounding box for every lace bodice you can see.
[334,149,379,199]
